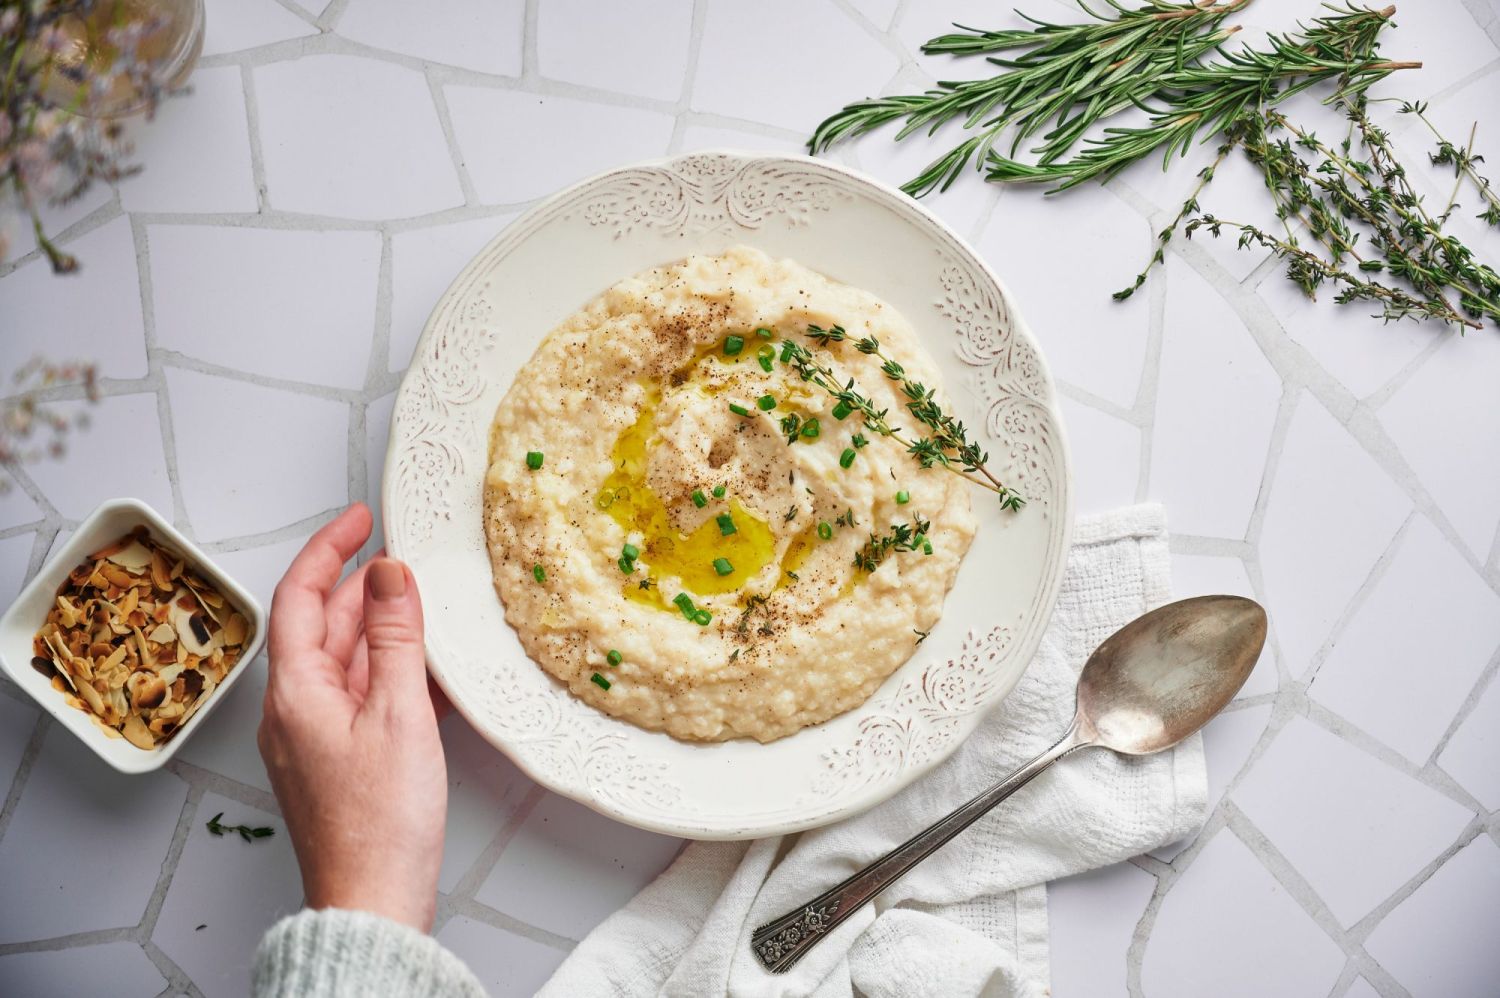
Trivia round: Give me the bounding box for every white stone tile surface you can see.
[364,390,395,549]
[0,479,43,528]
[338,0,524,76]
[977,184,1151,407]
[1261,272,1432,400]
[117,67,257,214]
[855,117,1001,239]
[475,792,682,940]
[150,225,380,389]
[437,714,534,893]
[434,915,568,997]
[1233,716,1474,927]
[1380,325,1500,559]
[254,56,465,220]
[0,724,188,942]
[1149,259,1281,538]
[0,691,40,796]
[537,0,693,101]
[26,393,174,521]
[445,87,675,204]
[201,0,317,56]
[0,216,147,380]
[1142,827,1345,998]
[153,794,302,998]
[1048,861,1155,998]
[1055,398,1140,516]
[164,368,349,541]
[1258,393,1410,673]
[1345,978,1381,998]
[0,942,167,997]
[693,0,900,132]
[5,176,114,260]
[0,531,35,611]
[1438,671,1500,811]
[677,125,801,156]
[1311,515,1500,765]
[389,214,519,373]
[1363,836,1500,998]
[1153,704,1271,862]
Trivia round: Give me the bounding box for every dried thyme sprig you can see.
[788,325,1025,510]
[809,0,1248,197]
[206,812,275,843]
[1395,100,1500,228]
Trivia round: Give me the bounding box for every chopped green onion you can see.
[691,489,708,508]
[757,394,777,411]
[831,400,853,420]
[591,672,611,690]
[713,557,734,576]
[923,541,934,555]
[622,542,640,561]
[674,592,698,622]
[754,327,773,339]
[896,490,910,505]
[694,609,712,626]
[911,532,926,549]
[779,341,795,362]
[724,334,744,356]
[618,556,635,574]
[729,402,751,417]
[757,345,775,373]
[525,451,544,470]
[800,418,820,440]
[712,484,726,498]
[532,563,546,583]
[716,513,737,536]
[817,521,833,540]
[839,448,856,469]
[852,433,869,448]
[607,649,622,667]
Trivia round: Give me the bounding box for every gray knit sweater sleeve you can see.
[253,908,487,997]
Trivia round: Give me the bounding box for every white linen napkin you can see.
[537,504,1205,998]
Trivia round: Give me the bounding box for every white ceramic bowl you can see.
[385,151,1073,839]
[0,498,266,774]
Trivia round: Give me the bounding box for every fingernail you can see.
[370,559,406,601]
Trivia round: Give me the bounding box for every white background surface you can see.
[2,1,1499,995]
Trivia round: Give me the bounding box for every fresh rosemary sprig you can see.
[793,325,1026,510]
[810,0,1249,197]
[206,812,275,843]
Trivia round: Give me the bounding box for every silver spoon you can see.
[751,594,1268,974]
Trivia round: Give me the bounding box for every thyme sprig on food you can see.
[855,518,932,572]
[790,326,1025,510]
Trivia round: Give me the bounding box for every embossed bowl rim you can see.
[384,150,1073,839]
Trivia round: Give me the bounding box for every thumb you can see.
[362,558,428,706]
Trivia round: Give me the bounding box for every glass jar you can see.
[41,0,205,118]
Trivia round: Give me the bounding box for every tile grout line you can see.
[136,784,206,940]
[0,710,50,846]
[239,64,271,214]
[425,70,479,207]
[1301,512,1415,684]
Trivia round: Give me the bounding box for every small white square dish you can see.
[0,497,266,774]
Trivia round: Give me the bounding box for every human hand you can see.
[258,504,448,932]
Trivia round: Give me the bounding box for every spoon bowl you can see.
[1077,595,1267,755]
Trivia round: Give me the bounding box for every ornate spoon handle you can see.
[750,722,1091,974]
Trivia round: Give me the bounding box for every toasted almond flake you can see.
[222,613,248,647]
[149,549,172,591]
[148,623,175,644]
[77,680,105,714]
[127,672,167,710]
[121,714,155,749]
[116,587,139,619]
[106,540,154,571]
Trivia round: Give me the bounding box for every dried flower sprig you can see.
[0,357,98,489]
[1,1,180,272]
[786,325,1025,510]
